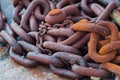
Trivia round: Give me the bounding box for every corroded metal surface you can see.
[0,0,70,80]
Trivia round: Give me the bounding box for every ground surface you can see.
[0,0,70,80]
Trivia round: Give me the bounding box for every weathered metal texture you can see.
[0,0,69,80]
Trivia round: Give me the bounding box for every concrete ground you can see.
[0,39,69,79]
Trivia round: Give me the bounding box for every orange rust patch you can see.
[100,62,120,75]
[72,19,89,31]
[48,9,62,16]
[78,19,89,23]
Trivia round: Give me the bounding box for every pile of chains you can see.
[1,0,120,79]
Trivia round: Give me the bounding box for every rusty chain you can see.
[1,0,120,79]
